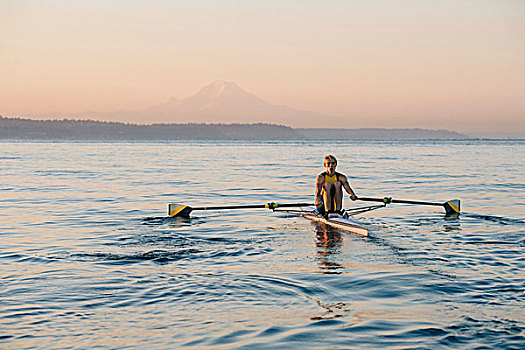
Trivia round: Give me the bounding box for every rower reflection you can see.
[314,223,344,274]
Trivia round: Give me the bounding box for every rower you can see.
[315,155,358,217]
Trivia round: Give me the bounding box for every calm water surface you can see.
[1,140,524,349]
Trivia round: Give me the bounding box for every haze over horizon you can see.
[1,1,524,134]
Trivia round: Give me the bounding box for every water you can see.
[1,140,524,349]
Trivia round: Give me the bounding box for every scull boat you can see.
[274,206,369,236]
[167,197,460,237]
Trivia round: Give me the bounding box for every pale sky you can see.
[1,0,524,133]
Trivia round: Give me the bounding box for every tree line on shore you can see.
[0,116,468,140]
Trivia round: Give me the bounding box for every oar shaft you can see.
[192,202,313,211]
[357,196,460,215]
[192,204,266,210]
[357,197,443,207]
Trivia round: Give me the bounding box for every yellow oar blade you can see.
[444,199,460,215]
[168,204,192,217]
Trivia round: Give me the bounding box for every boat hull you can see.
[281,206,368,236]
[301,212,368,237]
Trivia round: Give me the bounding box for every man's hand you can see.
[350,194,358,201]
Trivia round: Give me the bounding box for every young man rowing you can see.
[315,155,358,217]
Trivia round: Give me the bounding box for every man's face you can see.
[324,159,337,174]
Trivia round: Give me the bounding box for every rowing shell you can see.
[278,207,368,237]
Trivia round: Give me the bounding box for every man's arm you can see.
[315,175,324,206]
[340,174,357,200]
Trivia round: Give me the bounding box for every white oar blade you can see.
[444,199,460,215]
[168,203,192,217]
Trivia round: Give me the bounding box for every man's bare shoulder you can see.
[336,172,349,181]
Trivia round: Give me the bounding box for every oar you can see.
[357,197,460,215]
[168,202,314,217]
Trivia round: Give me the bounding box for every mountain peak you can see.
[209,80,237,88]
[195,80,243,99]
[177,80,265,112]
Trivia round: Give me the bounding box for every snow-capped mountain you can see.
[146,81,273,118]
[75,81,330,125]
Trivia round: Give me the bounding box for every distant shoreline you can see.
[1,116,522,140]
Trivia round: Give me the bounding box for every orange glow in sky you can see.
[1,0,524,134]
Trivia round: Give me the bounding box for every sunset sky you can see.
[1,0,524,134]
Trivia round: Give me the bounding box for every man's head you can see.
[324,155,337,174]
